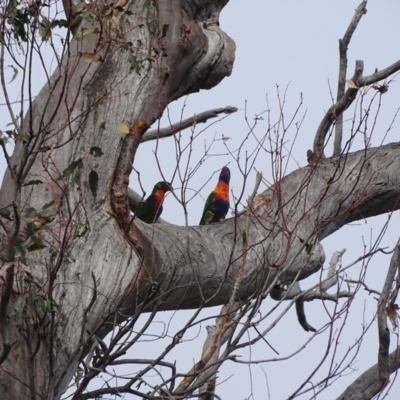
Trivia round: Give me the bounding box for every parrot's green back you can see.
[199,192,217,225]
[135,181,172,223]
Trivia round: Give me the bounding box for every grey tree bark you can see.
[1,1,400,399]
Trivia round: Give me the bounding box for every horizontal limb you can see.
[141,106,238,143]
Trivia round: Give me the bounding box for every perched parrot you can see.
[199,166,230,225]
[135,181,172,223]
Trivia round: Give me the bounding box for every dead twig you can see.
[334,1,368,156]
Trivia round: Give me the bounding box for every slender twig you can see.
[345,279,381,296]
[0,42,23,138]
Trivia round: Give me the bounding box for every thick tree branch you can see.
[127,142,400,315]
[360,60,400,86]
[336,346,400,400]
[141,106,238,143]
[334,1,368,156]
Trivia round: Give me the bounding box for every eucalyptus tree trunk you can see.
[1,1,400,399]
[0,1,236,397]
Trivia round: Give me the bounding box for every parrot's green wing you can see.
[136,194,158,223]
[199,191,216,225]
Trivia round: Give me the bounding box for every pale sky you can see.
[2,1,400,399]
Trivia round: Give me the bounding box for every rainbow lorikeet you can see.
[199,166,230,225]
[135,181,172,223]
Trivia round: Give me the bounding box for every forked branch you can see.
[270,249,349,332]
[334,0,368,156]
[313,58,400,158]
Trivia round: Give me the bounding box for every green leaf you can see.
[107,211,118,220]
[8,3,30,42]
[27,242,46,252]
[23,179,43,187]
[32,235,44,246]
[15,237,26,259]
[0,207,12,221]
[42,200,55,210]
[62,160,81,180]
[123,42,133,51]
[116,122,130,134]
[0,250,9,262]
[39,18,51,41]
[90,146,104,157]
[25,207,37,219]
[89,170,98,201]
[0,137,9,145]
[80,52,104,63]
[128,54,141,75]
[35,296,47,312]
[50,19,68,29]
[7,65,18,83]
[75,28,99,41]
[84,12,98,23]
[23,270,35,282]
[75,366,84,384]
[26,221,37,235]
[14,297,26,325]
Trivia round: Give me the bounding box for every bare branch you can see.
[0,262,14,366]
[314,56,400,158]
[198,303,240,399]
[141,106,238,143]
[377,242,400,384]
[0,42,22,140]
[361,60,400,86]
[320,248,346,292]
[334,1,368,156]
[345,279,381,296]
[271,249,349,332]
[247,171,263,207]
[314,60,364,158]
